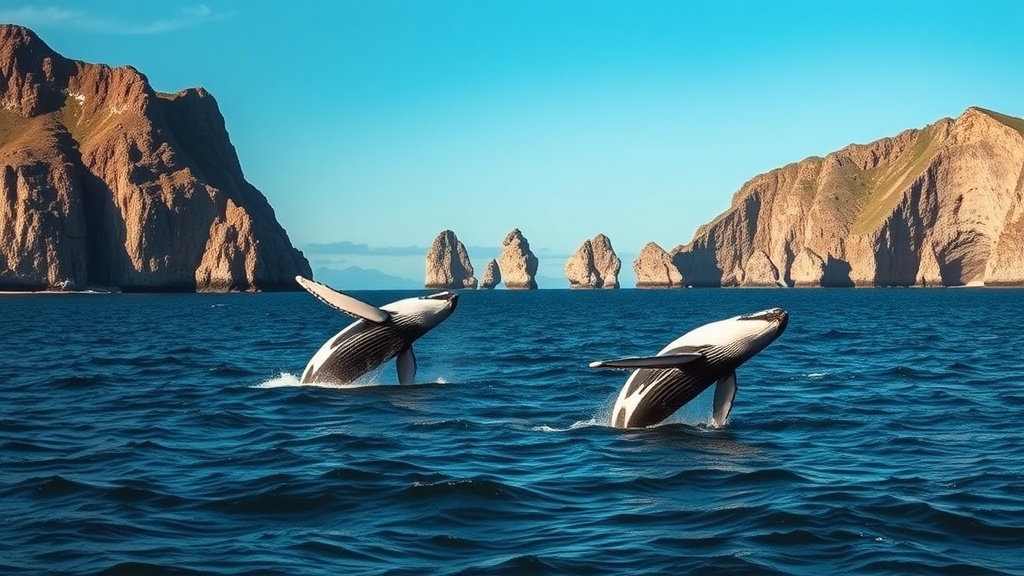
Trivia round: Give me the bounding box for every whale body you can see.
[296,276,458,385]
[591,308,788,428]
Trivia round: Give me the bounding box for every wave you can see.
[253,372,451,389]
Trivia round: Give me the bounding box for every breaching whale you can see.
[591,307,788,429]
[295,276,459,385]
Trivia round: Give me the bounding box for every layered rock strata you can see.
[565,233,620,288]
[672,107,1024,287]
[497,228,538,289]
[480,259,500,289]
[424,229,477,289]
[633,242,683,288]
[0,25,310,291]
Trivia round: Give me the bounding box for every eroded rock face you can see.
[633,242,683,288]
[424,229,477,289]
[0,25,310,291]
[671,107,1024,287]
[497,228,538,289]
[480,259,500,289]
[565,234,620,288]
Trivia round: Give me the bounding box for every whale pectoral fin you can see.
[712,372,738,426]
[589,353,703,370]
[295,276,389,323]
[397,345,417,385]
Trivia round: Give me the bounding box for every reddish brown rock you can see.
[497,228,538,289]
[424,230,477,289]
[0,25,310,291]
[565,233,620,288]
[633,242,683,288]
[672,107,1024,287]
[480,259,500,289]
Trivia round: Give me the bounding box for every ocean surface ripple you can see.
[2,289,1022,575]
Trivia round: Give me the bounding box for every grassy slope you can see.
[975,107,1024,138]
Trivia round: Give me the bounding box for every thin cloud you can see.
[304,241,427,257]
[304,241,513,260]
[0,4,231,35]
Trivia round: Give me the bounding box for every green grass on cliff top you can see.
[850,123,943,235]
[976,107,1024,138]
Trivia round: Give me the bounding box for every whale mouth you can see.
[423,291,459,310]
[739,307,788,333]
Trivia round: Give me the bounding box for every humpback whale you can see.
[591,308,788,429]
[296,276,459,385]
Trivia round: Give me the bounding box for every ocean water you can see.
[2,288,1022,575]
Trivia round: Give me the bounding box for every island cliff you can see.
[497,228,538,289]
[565,234,620,288]
[424,230,477,289]
[672,107,1024,287]
[0,25,310,291]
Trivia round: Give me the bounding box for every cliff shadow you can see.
[822,256,854,287]
[56,128,135,290]
[672,244,723,287]
[79,167,134,289]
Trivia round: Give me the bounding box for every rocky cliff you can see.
[633,242,683,288]
[0,25,310,291]
[480,259,500,289]
[497,228,538,289]
[424,229,477,289]
[672,107,1024,287]
[565,233,620,288]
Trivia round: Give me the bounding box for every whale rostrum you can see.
[592,308,788,428]
[296,276,458,385]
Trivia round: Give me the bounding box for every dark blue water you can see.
[2,288,1022,575]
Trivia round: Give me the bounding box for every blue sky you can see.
[3,1,1022,287]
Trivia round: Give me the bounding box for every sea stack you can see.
[0,24,311,292]
[497,228,538,289]
[634,242,684,288]
[671,107,1024,287]
[424,230,477,289]
[565,234,620,288]
[480,259,501,289]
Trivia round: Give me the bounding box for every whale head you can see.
[381,291,459,330]
[670,307,788,363]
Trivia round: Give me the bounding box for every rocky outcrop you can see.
[0,25,310,291]
[497,228,538,289]
[424,229,477,289]
[633,242,683,288]
[672,107,1024,287]
[480,259,500,289]
[565,233,620,288]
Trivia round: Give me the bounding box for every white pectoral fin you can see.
[712,372,738,426]
[589,353,703,370]
[396,345,417,385]
[295,276,389,323]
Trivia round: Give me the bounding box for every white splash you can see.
[532,417,604,433]
[253,372,302,388]
[253,372,379,389]
[806,372,828,379]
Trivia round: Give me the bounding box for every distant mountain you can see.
[672,107,1024,287]
[314,266,421,290]
[0,24,310,291]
